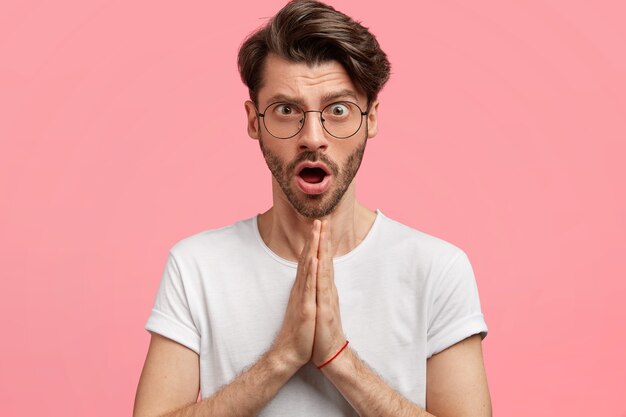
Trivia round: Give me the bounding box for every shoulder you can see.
[168,216,258,262]
[375,211,467,264]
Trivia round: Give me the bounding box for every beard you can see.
[259,138,367,218]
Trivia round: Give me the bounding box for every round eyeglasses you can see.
[257,101,368,139]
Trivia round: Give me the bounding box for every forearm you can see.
[162,349,297,417]
[321,347,434,417]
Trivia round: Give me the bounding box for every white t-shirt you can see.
[145,210,487,415]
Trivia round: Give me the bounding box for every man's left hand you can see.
[312,220,348,367]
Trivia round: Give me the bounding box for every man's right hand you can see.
[269,220,321,370]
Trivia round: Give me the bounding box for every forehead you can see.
[257,53,364,106]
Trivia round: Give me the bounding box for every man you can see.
[133,1,491,416]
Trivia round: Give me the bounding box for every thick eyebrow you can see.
[265,94,306,107]
[321,89,359,104]
[265,89,360,107]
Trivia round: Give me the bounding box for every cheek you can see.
[261,141,296,167]
[340,142,364,161]
[341,141,367,172]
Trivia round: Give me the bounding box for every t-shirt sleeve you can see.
[426,249,487,358]
[145,252,201,354]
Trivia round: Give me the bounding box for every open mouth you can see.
[298,167,328,184]
[294,161,333,194]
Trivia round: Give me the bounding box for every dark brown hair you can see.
[237,0,391,106]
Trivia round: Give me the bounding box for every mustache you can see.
[287,151,339,176]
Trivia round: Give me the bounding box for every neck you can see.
[257,181,377,261]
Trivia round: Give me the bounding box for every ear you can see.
[366,100,380,139]
[244,100,260,140]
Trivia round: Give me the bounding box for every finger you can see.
[321,220,333,275]
[297,221,318,272]
[297,220,321,289]
[304,226,320,300]
[306,256,318,294]
[320,220,332,265]
[306,221,321,291]
[310,220,321,258]
[298,251,311,286]
[317,220,334,298]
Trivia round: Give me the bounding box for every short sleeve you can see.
[426,250,487,358]
[145,252,201,354]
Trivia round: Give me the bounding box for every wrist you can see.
[317,340,349,369]
[265,345,306,376]
[319,345,357,379]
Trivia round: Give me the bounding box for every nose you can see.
[297,110,329,152]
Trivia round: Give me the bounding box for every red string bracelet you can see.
[317,340,349,369]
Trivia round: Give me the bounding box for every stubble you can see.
[259,139,367,218]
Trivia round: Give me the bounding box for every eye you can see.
[272,103,301,117]
[278,105,292,115]
[325,103,350,118]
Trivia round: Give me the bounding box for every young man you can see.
[133,1,491,416]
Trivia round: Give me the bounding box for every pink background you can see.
[1,1,625,416]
